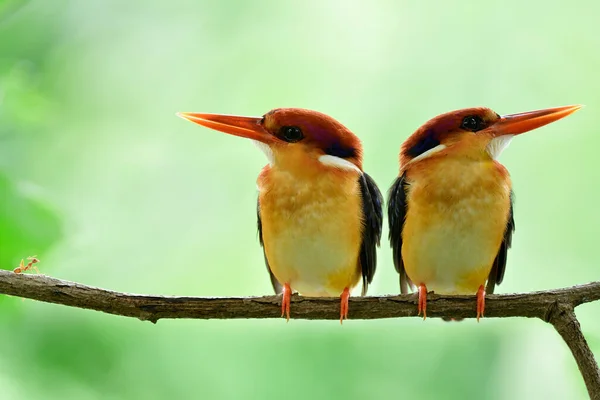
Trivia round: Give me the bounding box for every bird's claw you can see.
[340,287,350,324]
[417,283,427,320]
[281,283,291,322]
[476,285,485,322]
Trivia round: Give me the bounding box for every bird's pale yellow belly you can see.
[403,158,511,294]
[258,168,363,297]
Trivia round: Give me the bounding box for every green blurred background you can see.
[1,0,599,399]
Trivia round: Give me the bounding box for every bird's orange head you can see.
[178,108,363,175]
[399,105,582,169]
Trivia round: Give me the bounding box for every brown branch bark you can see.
[547,303,600,400]
[1,270,599,398]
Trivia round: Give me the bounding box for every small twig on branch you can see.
[0,270,599,398]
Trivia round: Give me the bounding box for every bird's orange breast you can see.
[257,165,364,296]
[402,156,511,294]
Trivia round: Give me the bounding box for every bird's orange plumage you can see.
[258,162,364,296]
[402,150,511,294]
[178,107,383,322]
[388,105,581,319]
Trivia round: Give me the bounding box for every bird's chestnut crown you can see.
[402,107,500,161]
[261,108,363,167]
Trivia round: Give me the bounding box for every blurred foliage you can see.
[0,174,62,273]
[0,0,62,304]
[0,1,599,399]
[0,0,26,22]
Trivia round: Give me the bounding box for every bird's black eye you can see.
[279,126,304,143]
[461,115,486,132]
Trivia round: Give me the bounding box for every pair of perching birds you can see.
[178,104,581,322]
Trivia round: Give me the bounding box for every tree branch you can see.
[1,270,598,321]
[1,270,599,398]
[547,303,600,400]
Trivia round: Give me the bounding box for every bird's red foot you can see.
[418,283,427,320]
[281,283,291,321]
[340,287,350,324]
[476,285,485,322]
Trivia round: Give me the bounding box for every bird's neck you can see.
[257,157,359,195]
[446,138,494,162]
[267,146,358,180]
[406,152,510,203]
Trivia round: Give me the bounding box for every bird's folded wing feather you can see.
[257,199,283,294]
[358,172,384,296]
[486,192,515,294]
[387,173,414,294]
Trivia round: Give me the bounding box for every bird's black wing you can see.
[358,172,384,296]
[387,172,414,294]
[486,192,515,294]
[257,199,283,294]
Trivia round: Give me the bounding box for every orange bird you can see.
[387,105,581,320]
[178,108,383,322]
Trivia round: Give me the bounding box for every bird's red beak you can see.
[491,105,582,136]
[177,112,274,143]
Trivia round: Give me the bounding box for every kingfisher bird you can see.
[178,108,383,322]
[387,105,581,320]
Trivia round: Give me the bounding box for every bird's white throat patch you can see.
[252,140,274,164]
[486,135,514,160]
[318,155,361,172]
[409,144,447,164]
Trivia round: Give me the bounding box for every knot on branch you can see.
[545,300,576,326]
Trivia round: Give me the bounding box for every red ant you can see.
[13,256,40,274]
